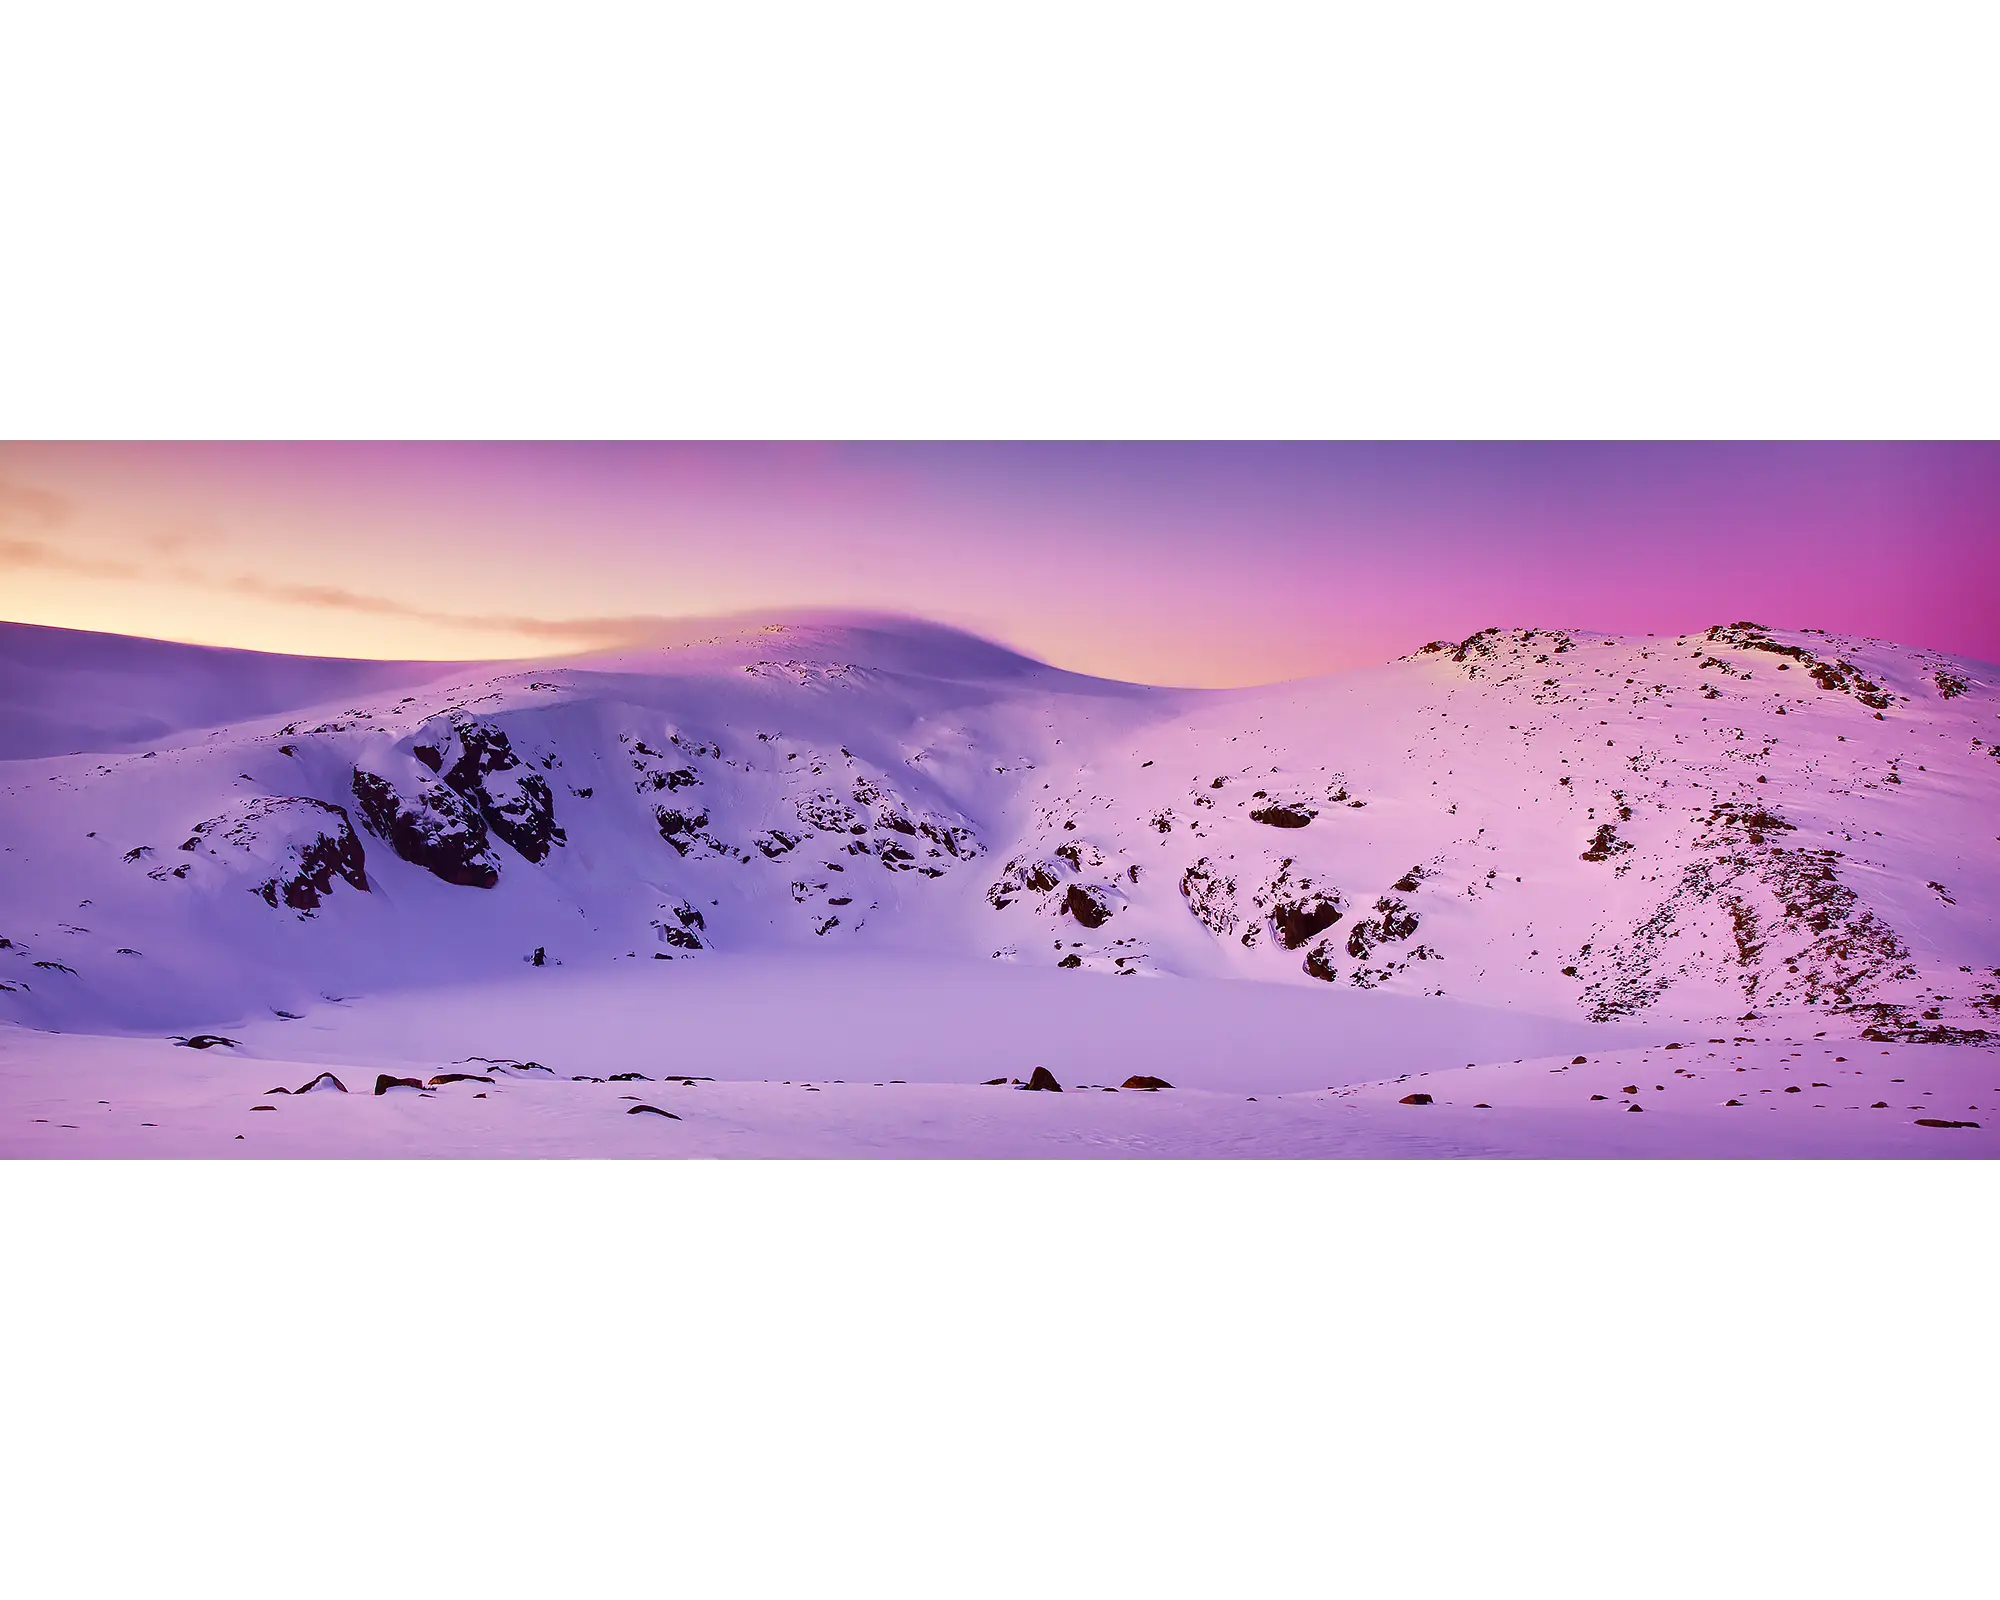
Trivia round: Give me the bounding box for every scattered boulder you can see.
[1571,1056,1588,1065]
[295,1072,348,1093]
[627,1104,682,1119]
[1122,1075,1173,1090]
[1250,803,1316,828]
[1022,1066,1063,1092]
[1398,1092,1432,1105]
[426,1072,493,1086]
[608,1072,651,1082]
[172,1034,239,1050]
[1914,1118,1980,1129]
[1627,1103,1644,1112]
[373,1074,426,1095]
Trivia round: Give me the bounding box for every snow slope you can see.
[2,611,1995,1156]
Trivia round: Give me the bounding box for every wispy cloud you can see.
[0,478,76,530]
[0,474,651,648]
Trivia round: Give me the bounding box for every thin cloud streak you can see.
[0,529,652,647]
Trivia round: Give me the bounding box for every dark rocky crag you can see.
[351,768,502,888]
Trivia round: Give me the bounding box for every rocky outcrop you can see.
[653,899,707,950]
[1249,803,1316,829]
[1064,883,1113,928]
[1703,622,1897,710]
[373,1074,426,1094]
[1180,858,1238,936]
[1268,891,1343,950]
[415,715,565,862]
[1022,1066,1063,1091]
[247,801,369,911]
[1346,898,1419,960]
[653,806,710,855]
[295,1072,348,1093]
[1122,1075,1172,1090]
[351,769,501,888]
[1302,940,1340,982]
[1581,823,1633,863]
[178,796,370,914]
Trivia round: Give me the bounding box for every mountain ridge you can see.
[2,612,1995,1044]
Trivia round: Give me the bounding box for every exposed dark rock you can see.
[295,1072,348,1093]
[172,1034,239,1050]
[1270,895,1342,950]
[1580,823,1633,863]
[374,1074,426,1094]
[1302,941,1339,982]
[608,1072,651,1082]
[1022,1066,1063,1092]
[1180,858,1237,936]
[627,1104,682,1118]
[1572,1056,1588,1065]
[1250,803,1316,828]
[1123,1075,1172,1090]
[1064,883,1112,928]
[1914,1118,1980,1129]
[1399,1092,1432,1105]
[1861,1024,1995,1045]
[426,1072,492,1086]
[653,806,710,855]
[1346,898,1420,960]
[1627,1103,1644,1112]
[419,715,565,862]
[352,768,500,887]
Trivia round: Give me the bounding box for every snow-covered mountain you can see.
[2,610,1996,1040]
[3,610,1996,1157]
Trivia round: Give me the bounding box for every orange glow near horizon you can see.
[3,441,1996,684]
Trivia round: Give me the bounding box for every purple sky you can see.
[2,441,1994,684]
